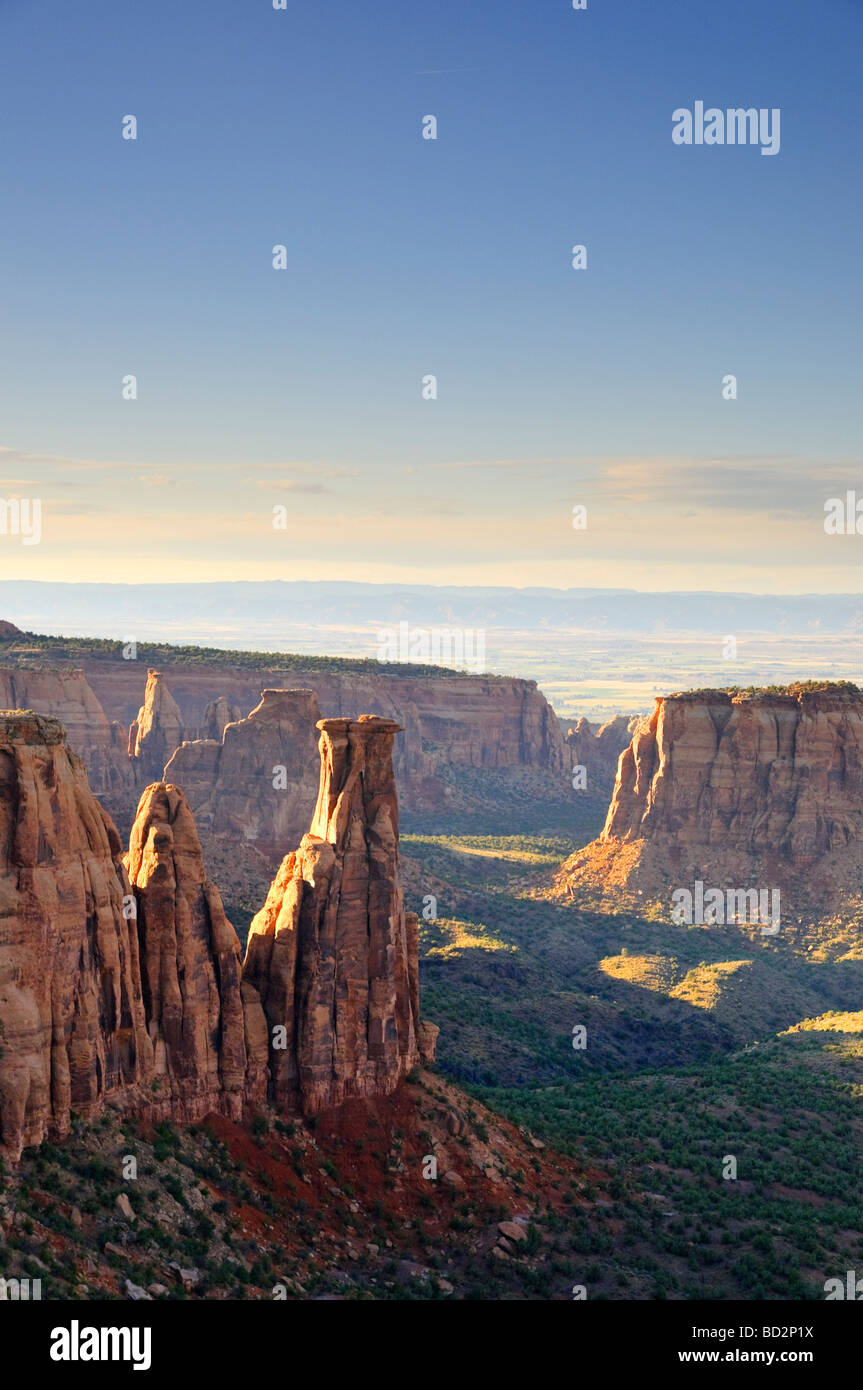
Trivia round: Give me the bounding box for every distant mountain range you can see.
[2,580,862,644]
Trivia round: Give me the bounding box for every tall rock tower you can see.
[128,670,185,781]
[125,783,269,1121]
[243,715,436,1114]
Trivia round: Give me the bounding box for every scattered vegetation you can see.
[0,631,481,681]
[409,829,863,1298]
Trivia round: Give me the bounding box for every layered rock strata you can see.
[555,685,863,908]
[79,659,569,812]
[565,713,643,799]
[0,716,267,1159]
[0,667,134,804]
[0,707,433,1156]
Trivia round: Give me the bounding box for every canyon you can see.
[90,655,570,810]
[1,645,861,1302]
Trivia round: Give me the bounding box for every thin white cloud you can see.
[258,481,331,494]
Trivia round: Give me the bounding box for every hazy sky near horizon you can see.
[1,0,862,593]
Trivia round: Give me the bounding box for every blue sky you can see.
[1,0,862,590]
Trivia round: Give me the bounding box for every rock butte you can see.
[555,686,863,910]
[0,709,431,1159]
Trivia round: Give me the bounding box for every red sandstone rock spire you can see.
[0,707,437,1160]
[243,715,436,1115]
[202,694,243,741]
[128,670,184,781]
[125,783,269,1120]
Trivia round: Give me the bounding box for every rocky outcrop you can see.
[565,713,642,799]
[125,784,269,1121]
[555,684,863,910]
[203,695,243,741]
[128,671,184,782]
[164,690,321,863]
[243,716,435,1115]
[0,713,153,1160]
[0,717,266,1159]
[0,667,134,807]
[0,708,436,1158]
[0,621,24,639]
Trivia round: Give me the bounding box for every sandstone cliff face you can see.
[0,651,570,829]
[164,689,321,862]
[78,660,568,812]
[555,686,863,908]
[128,670,184,783]
[125,784,269,1121]
[0,667,134,806]
[243,715,435,1115]
[0,713,152,1160]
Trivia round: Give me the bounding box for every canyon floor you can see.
[400,817,863,1300]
